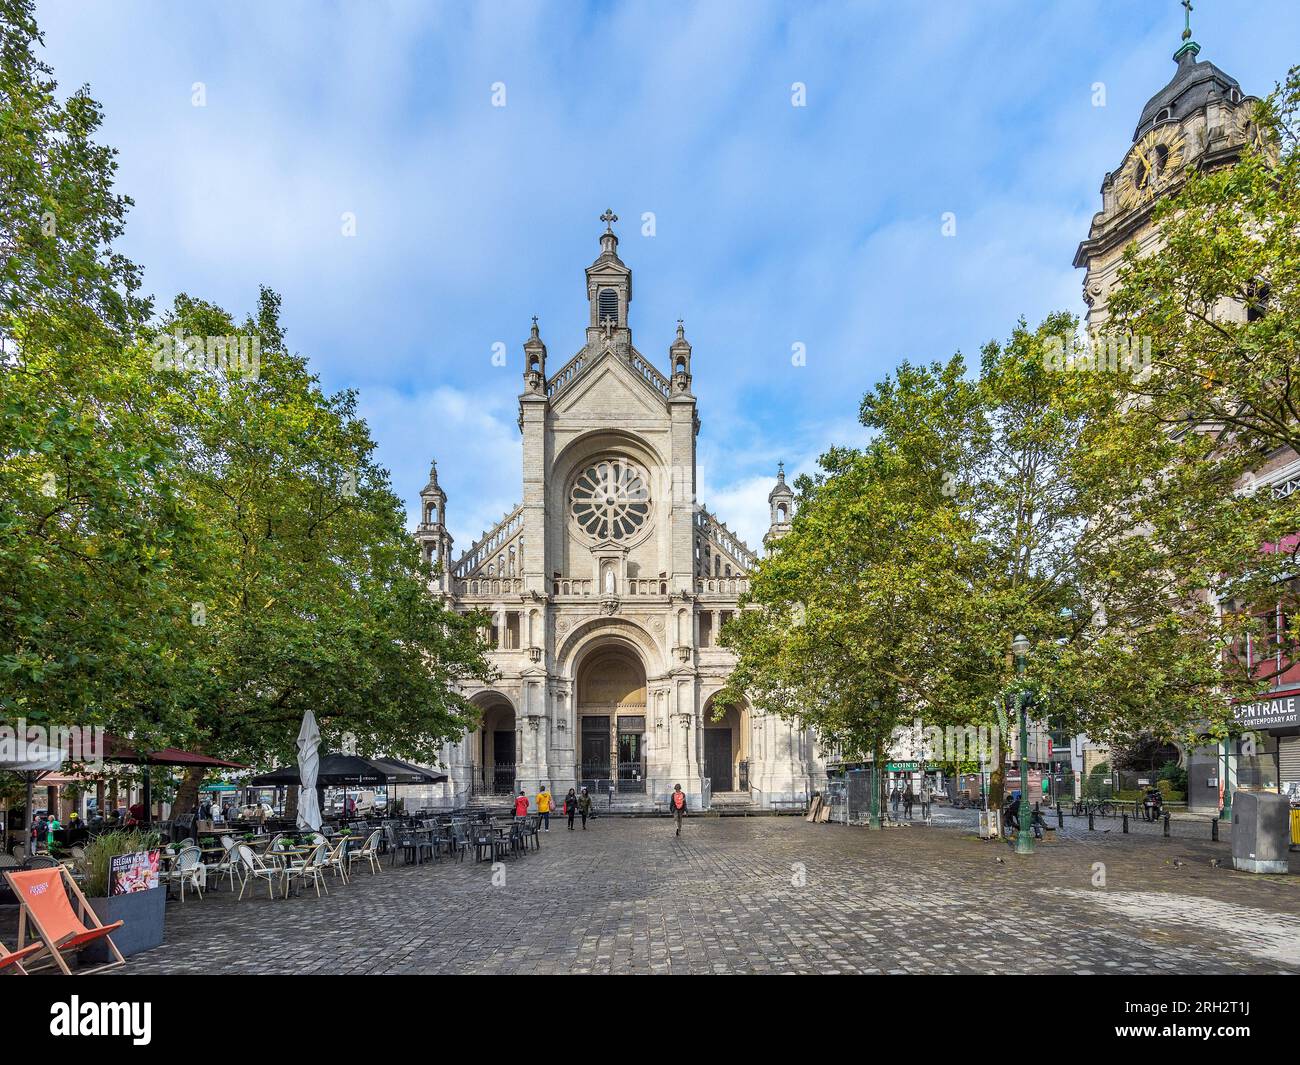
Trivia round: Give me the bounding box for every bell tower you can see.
[585,209,632,349]
[416,459,454,594]
[1073,4,1258,331]
[764,462,794,553]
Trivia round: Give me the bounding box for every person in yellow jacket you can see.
[536,785,552,831]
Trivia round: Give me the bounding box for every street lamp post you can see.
[1012,634,1034,855]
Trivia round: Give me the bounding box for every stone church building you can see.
[415,213,822,811]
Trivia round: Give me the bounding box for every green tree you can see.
[724,311,1243,814]
[1,0,192,737]
[1105,65,1300,700]
[147,289,495,809]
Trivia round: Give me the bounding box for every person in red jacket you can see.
[670,784,687,837]
[514,790,529,819]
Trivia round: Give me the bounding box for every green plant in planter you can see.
[83,830,161,898]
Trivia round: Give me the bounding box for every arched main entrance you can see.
[471,695,516,795]
[703,696,748,794]
[576,646,647,793]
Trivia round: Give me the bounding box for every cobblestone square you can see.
[94,816,1300,975]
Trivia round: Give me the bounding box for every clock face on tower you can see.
[1116,125,1186,211]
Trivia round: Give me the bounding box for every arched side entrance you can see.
[703,695,748,794]
[576,646,648,794]
[470,693,516,795]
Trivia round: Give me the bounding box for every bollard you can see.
[1210,816,1217,842]
[1088,810,1095,831]
[1163,812,1170,837]
[1057,806,1064,829]
[1122,813,1129,833]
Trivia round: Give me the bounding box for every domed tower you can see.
[764,462,794,553]
[416,459,454,594]
[1073,7,1259,331]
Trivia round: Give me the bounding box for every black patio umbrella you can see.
[247,753,390,788]
[248,754,446,818]
[370,758,448,817]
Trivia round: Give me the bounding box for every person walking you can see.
[514,789,529,820]
[537,784,553,831]
[903,786,914,819]
[920,780,933,820]
[578,787,592,829]
[564,788,578,830]
[890,785,901,819]
[670,783,687,836]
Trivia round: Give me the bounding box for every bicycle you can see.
[1072,798,1116,819]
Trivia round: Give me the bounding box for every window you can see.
[569,457,651,541]
[598,288,618,325]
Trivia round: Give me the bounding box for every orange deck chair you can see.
[3,866,126,974]
[0,938,43,975]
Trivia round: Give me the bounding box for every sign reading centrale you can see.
[1234,693,1300,730]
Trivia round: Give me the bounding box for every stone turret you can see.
[416,459,454,593]
[764,462,794,552]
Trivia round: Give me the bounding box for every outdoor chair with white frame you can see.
[236,844,283,901]
[321,837,349,884]
[284,843,331,898]
[166,846,205,902]
[346,830,383,877]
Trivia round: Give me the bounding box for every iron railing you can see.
[469,762,516,796]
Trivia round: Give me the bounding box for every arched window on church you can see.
[713,556,721,577]
[508,546,516,576]
[598,288,618,325]
[486,563,494,577]
[777,503,788,522]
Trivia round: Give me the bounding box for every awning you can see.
[101,735,248,769]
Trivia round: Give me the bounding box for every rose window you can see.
[569,458,651,541]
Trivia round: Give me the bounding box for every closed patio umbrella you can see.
[296,710,323,832]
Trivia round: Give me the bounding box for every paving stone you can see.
[9,816,1288,975]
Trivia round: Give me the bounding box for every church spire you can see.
[523,314,547,394]
[417,457,454,590]
[586,208,632,347]
[670,318,692,394]
[1174,0,1200,61]
[764,461,794,552]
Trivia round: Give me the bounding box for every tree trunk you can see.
[989,740,1005,807]
[172,766,206,818]
[873,735,887,828]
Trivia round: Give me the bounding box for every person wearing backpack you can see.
[670,783,687,837]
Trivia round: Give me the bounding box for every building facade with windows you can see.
[414,214,823,811]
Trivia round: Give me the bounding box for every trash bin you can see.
[1230,791,1290,874]
[978,808,1001,840]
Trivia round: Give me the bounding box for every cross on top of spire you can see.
[1181,0,1193,41]
[600,208,618,231]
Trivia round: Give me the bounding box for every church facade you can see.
[415,213,823,811]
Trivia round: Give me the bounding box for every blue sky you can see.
[33,0,1300,552]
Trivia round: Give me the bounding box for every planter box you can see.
[84,884,166,962]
